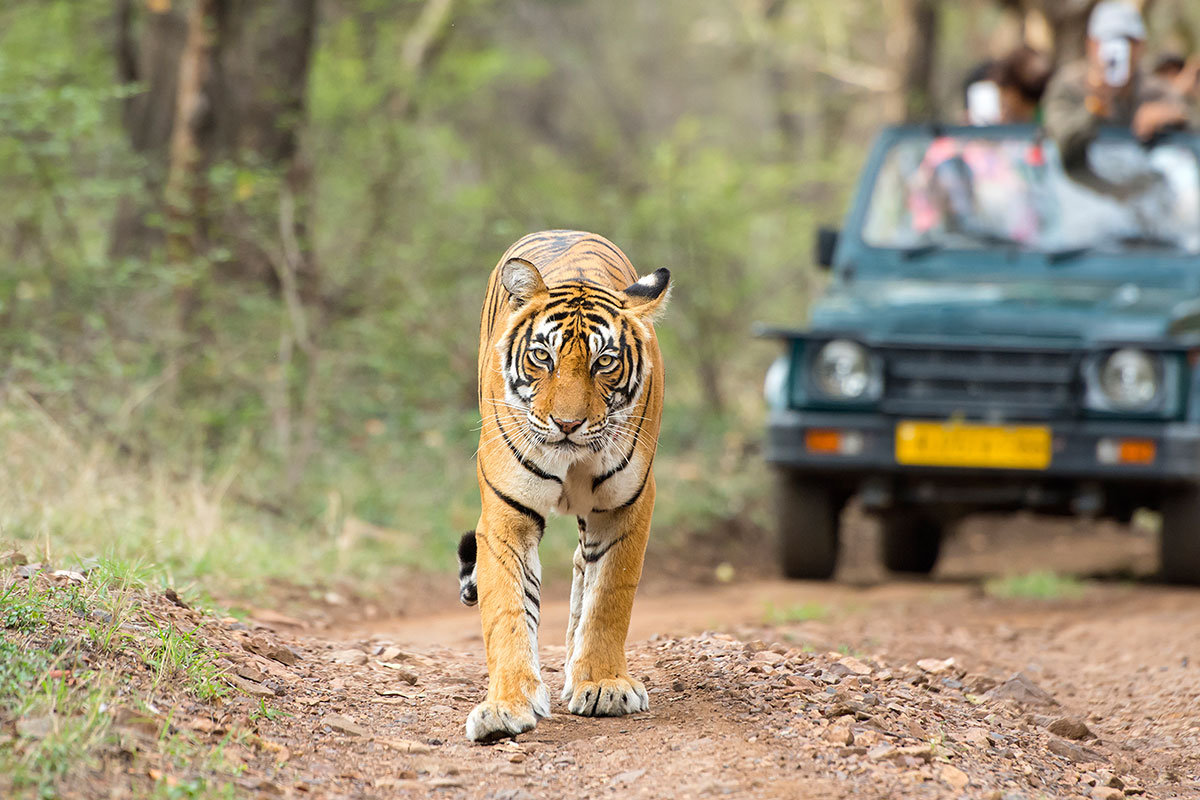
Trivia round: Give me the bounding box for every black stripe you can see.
[547,285,622,306]
[593,464,652,514]
[592,372,652,490]
[481,467,546,529]
[593,438,637,491]
[491,405,562,484]
[522,560,541,589]
[582,532,629,563]
[477,532,521,583]
[524,587,540,609]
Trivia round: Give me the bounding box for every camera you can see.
[1098,37,1132,87]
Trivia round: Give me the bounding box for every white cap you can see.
[1088,1,1146,41]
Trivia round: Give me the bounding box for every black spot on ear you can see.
[623,268,670,300]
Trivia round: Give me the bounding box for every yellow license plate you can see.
[895,421,1051,470]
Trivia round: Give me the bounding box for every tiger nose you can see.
[552,417,584,434]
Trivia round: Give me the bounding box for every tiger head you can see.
[496,257,669,457]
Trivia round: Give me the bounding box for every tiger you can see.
[456,230,670,742]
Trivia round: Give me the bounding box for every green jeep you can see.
[762,124,1200,584]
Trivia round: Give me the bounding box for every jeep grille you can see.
[880,346,1079,419]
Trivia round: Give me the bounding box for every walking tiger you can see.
[457,230,669,742]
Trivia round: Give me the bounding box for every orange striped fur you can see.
[459,230,669,742]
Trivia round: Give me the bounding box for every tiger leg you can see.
[465,513,550,742]
[564,479,654,716]
[562,521,586,698]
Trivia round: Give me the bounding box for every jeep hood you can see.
[810,277,1200,343]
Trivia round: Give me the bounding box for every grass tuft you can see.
[0,559,240,798]
[764,601,829,625]
[985,570,1087,601]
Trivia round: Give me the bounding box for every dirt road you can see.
[206,516,1200,800]
[14,513,1195,798]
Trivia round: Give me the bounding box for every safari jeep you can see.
[762,124,1200,584]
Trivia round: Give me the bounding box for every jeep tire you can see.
[1159,488,1200,585]
[880,513,942,575]
[775,470,840,580]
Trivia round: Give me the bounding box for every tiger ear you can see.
[620,268,670,320]
[500,258,548,310]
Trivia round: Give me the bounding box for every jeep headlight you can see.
[812,339,878,400]
[1099,348,1160,409]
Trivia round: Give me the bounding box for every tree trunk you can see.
[996,0,1096,65]
[111,0,320,296]
[165,0,219,273]
[1041,0,1097,65]
[759,0,803,154]
[891,0,941,122]
[110,0,187,258]
[112,0,322,477]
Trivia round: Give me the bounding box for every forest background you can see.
[3,0,1198,603]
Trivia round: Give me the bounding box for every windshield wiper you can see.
[900,243,941,259]
[898,230,1024,260]
[1047,233,1181,263]
[955,229,1025,249]
[1113,233,1180,250]
[1047,245,1092,264]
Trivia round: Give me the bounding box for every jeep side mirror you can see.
[816,227,839,270]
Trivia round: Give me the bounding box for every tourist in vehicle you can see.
[1043,0,1190,169]
[916,48,1052,243]
[962,59,1001,126]
[1153,53,1199,104]
[992,46,1053,124]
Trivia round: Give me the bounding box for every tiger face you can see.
[497,258,669,458]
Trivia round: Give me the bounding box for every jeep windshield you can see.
[860,128,1200,257]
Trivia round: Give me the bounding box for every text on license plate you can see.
[894,421,1051,470]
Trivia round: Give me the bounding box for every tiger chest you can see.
[556,449,650,516]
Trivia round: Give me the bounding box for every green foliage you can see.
[141,616,228,701]
[985,570,1087,601]
[0,0,869,597]
[1,583,86,632]
[0,640,52,699]
[764,601,830,625]
[0,561,240,798]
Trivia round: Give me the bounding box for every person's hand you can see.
[1132,100,1189,141]
[1085,66,1121,117]
[1179,57,1200,97]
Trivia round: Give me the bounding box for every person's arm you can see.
[1133,75,1191,140]
[1042,68,1102,168]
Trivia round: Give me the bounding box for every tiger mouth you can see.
[527,421,610,452]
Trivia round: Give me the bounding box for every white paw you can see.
[465,684,550,743]
[566,677,649,717]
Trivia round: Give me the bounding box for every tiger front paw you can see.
[464,684,550,743]
[566,676,649,717]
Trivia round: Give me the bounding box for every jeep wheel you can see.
[880,513,942,575]
[1159,489,1200,585]
[775,471,840,580]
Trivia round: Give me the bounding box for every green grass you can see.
[141,615,228,701]
[984,570,1087,601]
[0,560,246,798]
[0,632,117,796]
[764,601,829,625]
